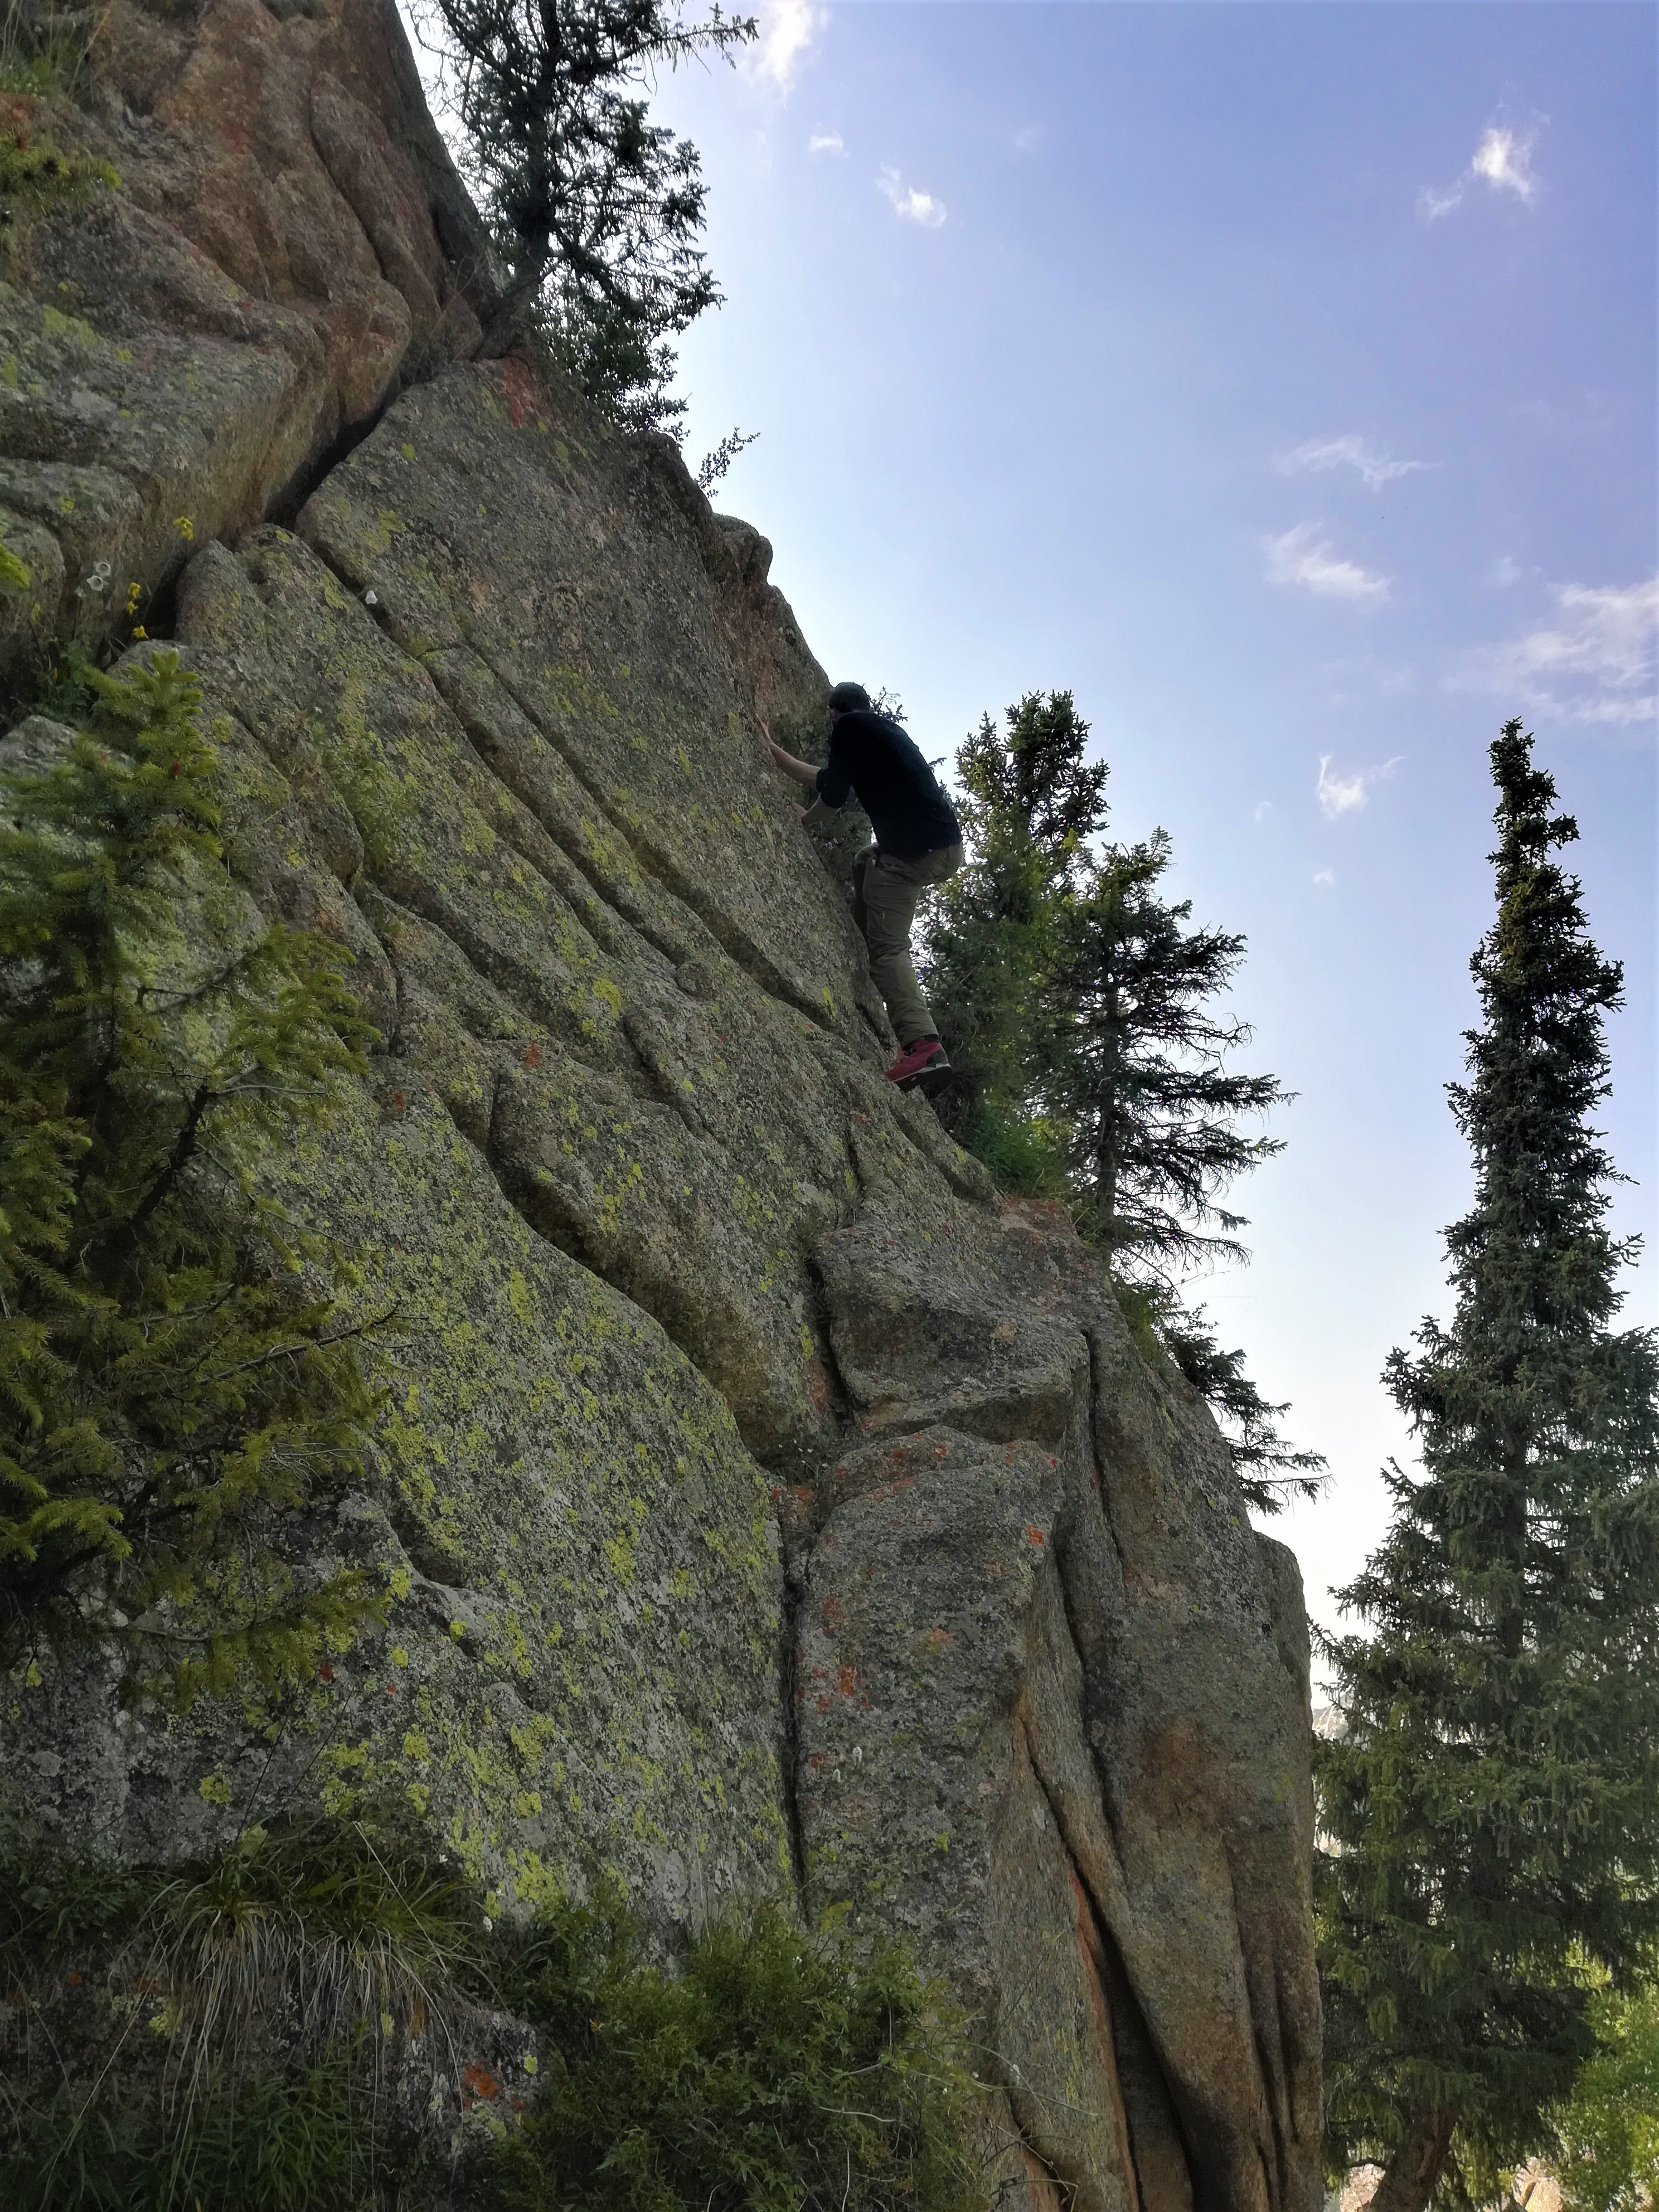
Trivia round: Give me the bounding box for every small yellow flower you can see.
[174,516,195,540]
[124,580,141,613]
[132,624,147,639]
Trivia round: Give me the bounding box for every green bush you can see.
[0,638,102,732]
[1553,1975,1659,2212]
[1,1837,991,2212]
[0,649,386,1706]
[962,1096,1067,1201]
[487,1894,991,2212]
[0,2,101,101]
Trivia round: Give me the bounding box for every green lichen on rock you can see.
[0,527,29,594]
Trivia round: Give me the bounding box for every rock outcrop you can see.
[0,7,1323,2205]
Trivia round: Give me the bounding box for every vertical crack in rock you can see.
[1021,1720,1197,2212]
[1084,1325,1138,1594]
[778,1573,811,1898]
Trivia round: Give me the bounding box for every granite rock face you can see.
[1,12,1322,2204]
[0,0,490,676]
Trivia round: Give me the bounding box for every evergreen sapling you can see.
[0,650,389,1707]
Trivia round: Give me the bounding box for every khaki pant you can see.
[852,841,963,1048]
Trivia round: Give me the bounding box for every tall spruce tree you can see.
[1053,830,1318,1509]
[1318,721,1659,2212]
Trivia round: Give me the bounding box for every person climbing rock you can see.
[760,682,963,1085]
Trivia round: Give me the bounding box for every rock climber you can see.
[759,681,963,1086]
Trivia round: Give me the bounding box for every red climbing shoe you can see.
[884,1036,949,1086]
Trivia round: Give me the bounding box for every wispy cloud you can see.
[1253,800,1273,823]
[1421,123,1541,222]
[1448,576,1658,727]
[1317,754,1401,818]
[1012,125,1041,153]
[1278,435,1435,493]
[1265,523,1389,603]
[1312,869,1336,890]
[808,130,844,156]
[1486,554,1523,588]
[1472,124,1540,200]
[877,166,947,228]
[748,0,821,91]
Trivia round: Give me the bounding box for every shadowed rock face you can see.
[0,12,1321,2205]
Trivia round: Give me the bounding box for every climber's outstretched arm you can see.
[758,719,821,788]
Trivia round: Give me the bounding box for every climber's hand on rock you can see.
[761,725,823,791]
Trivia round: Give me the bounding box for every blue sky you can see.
[414,3,1657,1657]
[641,0,1657,1658]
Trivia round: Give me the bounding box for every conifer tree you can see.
[416,0,754,430]
[923,693,1318,1509]
[1051,828,1288,1277]
[924,691,1104,1176]
[1153,1297,1326,1511]
[1318,721,1659,2212]
[0,652,387,1706]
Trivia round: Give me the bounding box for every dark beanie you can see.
[827,681,872,714]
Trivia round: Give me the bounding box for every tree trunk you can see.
[1370,2108,1456,2212]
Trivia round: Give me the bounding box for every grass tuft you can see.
[0,1815,492,2210]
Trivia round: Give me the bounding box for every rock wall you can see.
[0,7,1322,2205]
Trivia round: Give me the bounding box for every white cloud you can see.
[1312,869,1336,890]
[748,0,821,91]
[877,166,947,228]
[1317,754,1401,819]
[1278,435,1435,493]
[1448,576,1658,727]
[1486,554,1522,588]
[1421,122,1541,221]
[1013,125,1041,153]
[1472,124,1540,202]
[1265,523,1390,603]
[1253,800,1273,822]
[808,130,843,156]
